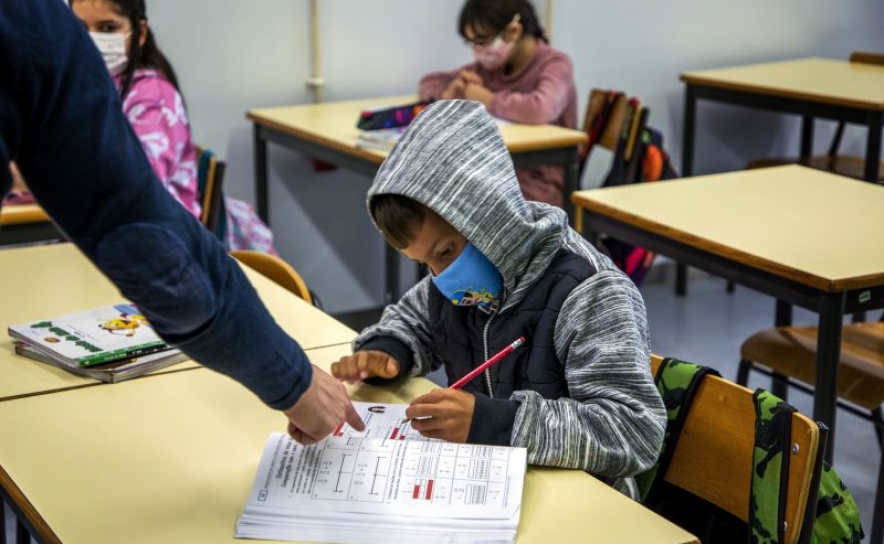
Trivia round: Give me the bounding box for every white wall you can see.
[147,0,884,315]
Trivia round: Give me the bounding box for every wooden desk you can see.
[678,57,884,295]
[0,343,697,544]
[573,165,884,459]
[0,243,356,401]
[681,57,884,182]
[247,96,587,303]
[0,204,61,247]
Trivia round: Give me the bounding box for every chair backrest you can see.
[195,146,226,236]
[649,355,822,544]
[230,250,314,306]
[849,51,884,66]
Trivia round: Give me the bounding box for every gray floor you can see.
[642,267,879,539]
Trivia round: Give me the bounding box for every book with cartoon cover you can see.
[8,303,176,367]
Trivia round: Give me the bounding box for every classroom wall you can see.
[147,0,884,315]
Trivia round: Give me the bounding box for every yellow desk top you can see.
[573,165,884,292]
[0,203,50,226]
[247,95,587,161]
[0,243,356,400]
[681,57,884,111]
[0,343,697,544]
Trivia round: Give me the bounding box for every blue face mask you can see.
[431,243,503,311]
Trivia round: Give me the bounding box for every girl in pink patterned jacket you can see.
[71,0,277,254]
[419,0,578,208]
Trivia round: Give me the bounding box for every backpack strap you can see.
[637,357,720,503]
[750,389,794,544]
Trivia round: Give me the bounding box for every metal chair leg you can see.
[872,453,884,544]
[736,358,752,386]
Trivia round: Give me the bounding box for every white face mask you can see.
[89,32,129,76]
[473,36,515,71]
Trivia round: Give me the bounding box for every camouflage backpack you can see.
[752,390,864,544]
[637,358,864,544]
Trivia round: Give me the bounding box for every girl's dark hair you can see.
[73,0,181,100]
[458,0,548,44]
[370,194,427,250]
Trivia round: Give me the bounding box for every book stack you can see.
[355,126,408,152]
[8,303,185,383]
[236,402,526,544]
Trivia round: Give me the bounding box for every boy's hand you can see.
[406,389,475,443]
[330,350,400,384]
[283,365,365,445]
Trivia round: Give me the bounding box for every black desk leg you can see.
[675,86,697,297]
[865,111,882,183]
[770,300,794,399]
[14,518,27,544]
[384,245,400,307]
[562,146,579,225]
[253,125,269,223]
[800,115,814,158]
[1,501,5,544]
[814,293,844,463]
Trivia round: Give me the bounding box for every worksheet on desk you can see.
[243,404,526,521]
[330,401,426,441]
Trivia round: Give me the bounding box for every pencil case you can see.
[356,101,431,131]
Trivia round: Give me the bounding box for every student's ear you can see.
[138,19,148,48]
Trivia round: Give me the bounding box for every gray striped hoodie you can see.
[356,99,665,499]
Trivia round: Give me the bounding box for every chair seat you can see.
[747,155,884,181]
[741,322,884,410]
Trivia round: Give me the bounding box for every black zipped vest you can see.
[427,249,596,399]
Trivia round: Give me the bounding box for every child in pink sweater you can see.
[71,0,276,254]
[419,0,578,208]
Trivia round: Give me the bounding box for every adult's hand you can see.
[283,365,365,445]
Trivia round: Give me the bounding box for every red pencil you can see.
[449,336,526,390]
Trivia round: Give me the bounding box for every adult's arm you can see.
[0,0,322,414]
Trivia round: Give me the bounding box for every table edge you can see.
[574,198,884,292]
[679,73,884,111]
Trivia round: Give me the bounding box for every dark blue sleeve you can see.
[0,0,311,410]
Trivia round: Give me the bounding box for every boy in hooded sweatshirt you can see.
[331,99,665,499]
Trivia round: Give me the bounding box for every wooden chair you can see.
[195,146,227,236]
[230,249,314,306]
[746,51,884,181]
[737,317,884,543]
[650,354,825,544]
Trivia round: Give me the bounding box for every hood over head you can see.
[367,99,569,300]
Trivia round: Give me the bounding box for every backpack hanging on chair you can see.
[637,357,864,544]
[578,89,678,287]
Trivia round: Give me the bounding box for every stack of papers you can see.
[236,402,526,544]
[355,127,408,152]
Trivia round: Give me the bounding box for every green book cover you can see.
[8,303,173,367]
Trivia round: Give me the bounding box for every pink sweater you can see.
[419,42,578,207]
[117,69,276,254]
[118,69,201,218]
